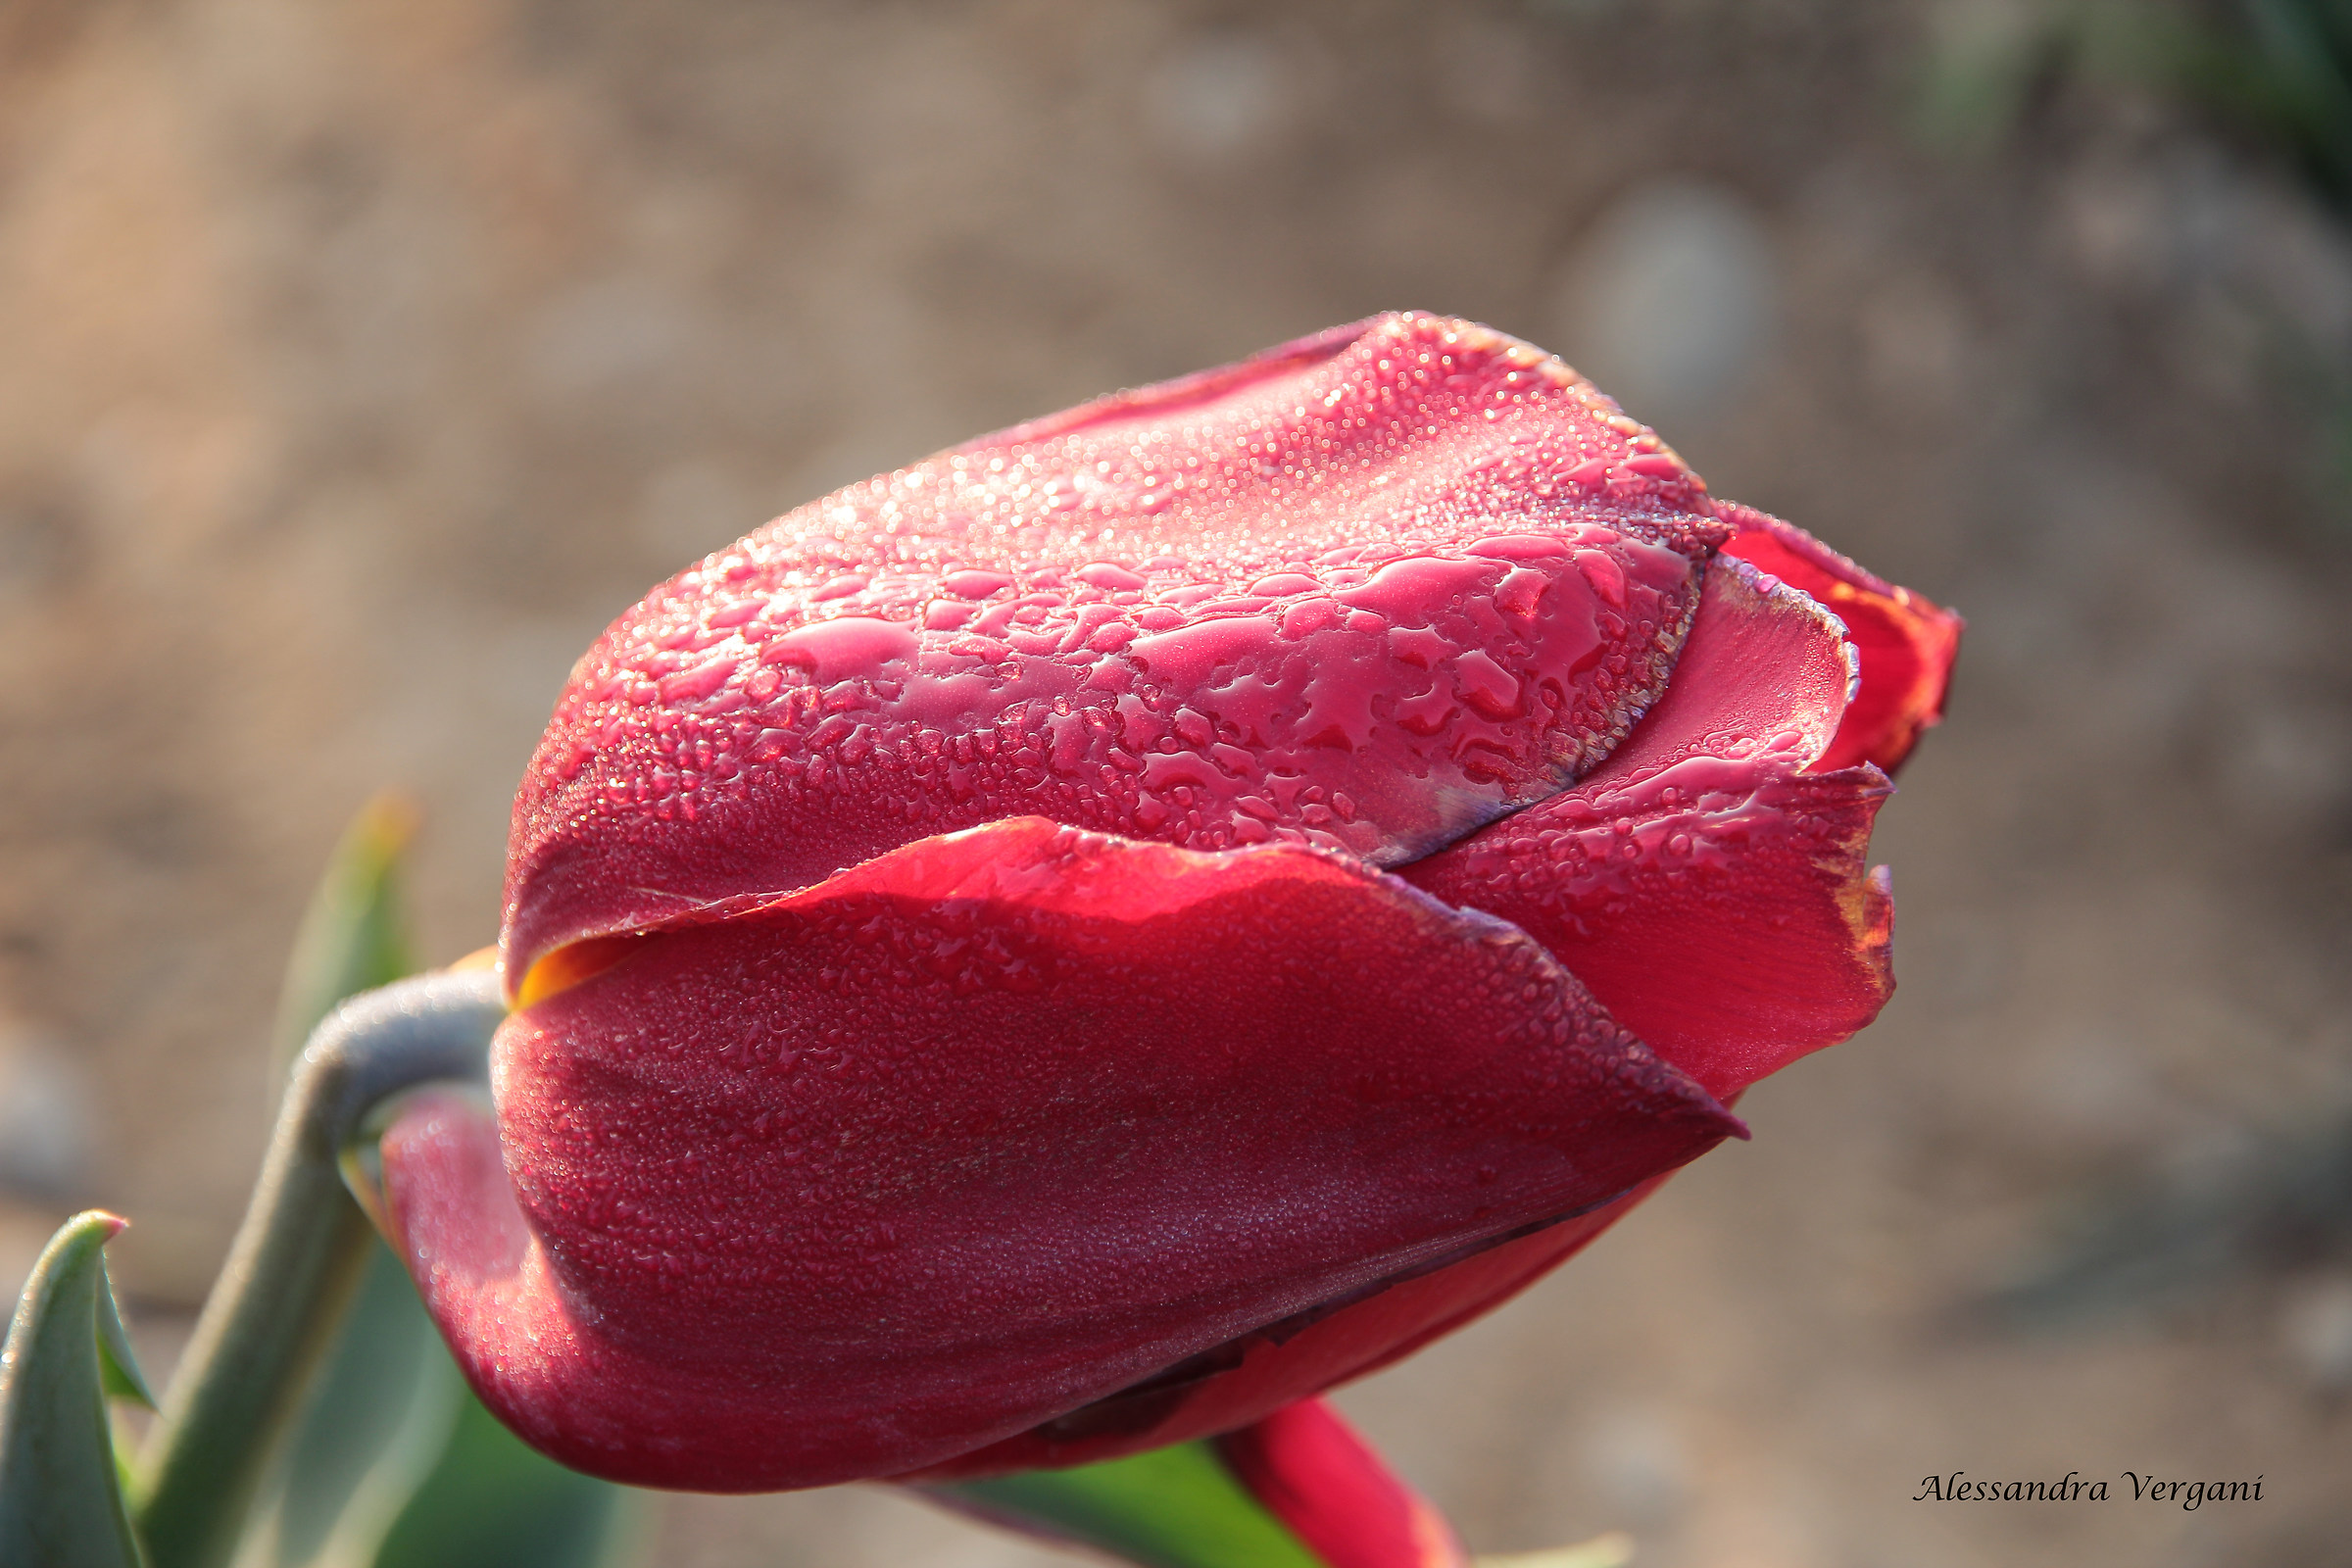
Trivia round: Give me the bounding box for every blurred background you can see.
[3,1,2350,1564]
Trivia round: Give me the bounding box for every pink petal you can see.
[505,314,1732,991]
[1404,554,1894,1100]
[1717,503,1962,775]
[385,817,1739,1490]
[1216,1398,1468,1568]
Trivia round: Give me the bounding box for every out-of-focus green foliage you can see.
[271,796,421,1081]
[241,1246,467,1568]
[1923,1,2352,507]
[0,1211,151,1568]
[1923,0,2352,215]
[373,1396,641,1568]
[1982,1110,2352,1328]
[244,795,461,1568]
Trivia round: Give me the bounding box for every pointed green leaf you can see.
[248,1242,465,1568]
[932,1442,1326,1568]
[272,794,419,1081]
[95,1258,154,1410]
[0,1210,149,1568]
[256,794,462,1568]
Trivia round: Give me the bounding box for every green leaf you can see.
[255,1240,646,1568]
[235,793,643,1568]
[271,794,419,1081]
[245,1243,465,1568]
[244,793,456,1568]
[95,1258,154,1411]
[0,1210,150,1568]
[370,1395,641,1568]
[932,1442,1326,1568]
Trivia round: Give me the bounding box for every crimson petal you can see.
[1717,502,1962,775]
[1406,555,1894,1100]
[910,1183,1662,1480]
[383,817,1738,1491]
[505,313,1732,992]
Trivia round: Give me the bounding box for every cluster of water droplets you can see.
[1415,761,1888,947]
[1403,553,1887,984]
[509,314,1735,967]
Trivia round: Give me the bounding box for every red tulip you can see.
[379,313,1958,1492]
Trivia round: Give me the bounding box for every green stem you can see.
[133,970,505,1568]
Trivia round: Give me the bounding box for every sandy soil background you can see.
[3,2,2350,1565]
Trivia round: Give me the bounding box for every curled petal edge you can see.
[1716,503,1961,776]
[1410,547,1897,1100]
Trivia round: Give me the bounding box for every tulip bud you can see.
[378,312,1959,1490]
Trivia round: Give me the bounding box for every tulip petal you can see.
[1214,1398,1468,1568]
[908,1186,1658,1479]
[505,313,1735,990]
[1409,774,1893,1103]
[1404,555,1894,1100]
[1716,503,1961,775]
[386,818,1739,1491]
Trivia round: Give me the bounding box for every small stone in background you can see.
[1550,179,1776,431]
[2282,1273,2352,1389]
[1857,270,1975,419]
[1140,31,1293,163]
[524,272,714,420]
[0,1022,97,1199]
[1577,1405,1689,1529]
[1432,15,1544,127]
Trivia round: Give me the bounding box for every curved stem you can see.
[133,969,505,1568]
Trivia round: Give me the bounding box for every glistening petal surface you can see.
[1406,554,1894,1099]
[505,313,1733,990]
[1718,503,1961,775]
[386,818,1738,1491]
